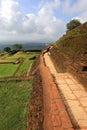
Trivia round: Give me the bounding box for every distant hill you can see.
[0,44,7,51]
[22,43,48,50]
[0,42,49,51]
[50,22,87,88]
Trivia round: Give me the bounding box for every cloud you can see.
[1,0,21,21]
[78,10,87,23]
[61,0,87,23]
[0,0,87,43]
[62,0,87,15]
[0,0,22,31]
[0,0,65,43]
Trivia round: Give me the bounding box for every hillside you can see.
[50,22,87,88]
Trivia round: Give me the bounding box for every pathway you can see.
[44,53,87,130]
[39,54,74,130]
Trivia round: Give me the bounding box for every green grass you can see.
[7,53,29,60]
[0,64,19,78]
[7,52,39,60]
[0,51,38,129]
[15,59,33,76]
[54,22,87,58]
[0,80,32,130]
[0,52,39,78]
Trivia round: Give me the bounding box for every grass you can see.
[7,53,29,60]
[15,59,33,76]
[54,22,87,58]
[0,51,39,130]
[0,64,19,78]
[0,80,32,130]
[51,22,87,64]
[0,52,39,78]
[7,52,39,60]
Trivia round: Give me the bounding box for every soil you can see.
[27,69,44,130]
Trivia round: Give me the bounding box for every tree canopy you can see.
[67,19,81,31]
[4,47,11,52]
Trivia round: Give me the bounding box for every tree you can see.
[67,19,81,31]
[13,44,22,50]
[4,47,11,52]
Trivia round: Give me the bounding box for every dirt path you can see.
[44,53,87,130]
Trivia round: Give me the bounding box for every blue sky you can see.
[0,0,87,44]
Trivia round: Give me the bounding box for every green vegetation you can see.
[0,80,32,130]
[7,52,39,61]
[0,51,39,129]
[4,47,11,52]
[15,59,33,76]
[67,19,81,31]
[6,53,30,62]
[54,22,87,58]
[0,64,19,78]
[0,52,39,78]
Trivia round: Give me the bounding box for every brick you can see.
[53,127,64,130]
[77,84,85,90]
[78,119,87,127]
[50,91,55,100]
[66,100,79,108]
[55,99,65,112]
[60,111,73,128]
[58,85,76,100]
[63,92,76,100]
[65,128,74,130]
[51,86,61,99]
[80,97,87,107]
[69,84,81,91]
[66,100,87,126]
[59,84,70,91]
[44,114,53,130]
[52,115,61,127]
[43,53,87,129]
[74,90,87,98]
[65,79,75,85]
[76,129,87,130]
[52,101,58,111]
[56,78,67,85]
[84,107,87,112]
[51,102,59,115]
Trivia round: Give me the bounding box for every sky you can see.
[0,0,87,44]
